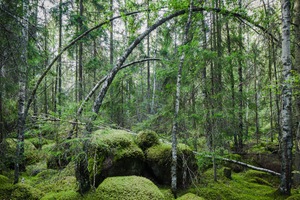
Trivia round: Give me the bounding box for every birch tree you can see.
[171,0,193,196]
[280,0,293,195]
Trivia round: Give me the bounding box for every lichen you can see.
[95,176,164,200]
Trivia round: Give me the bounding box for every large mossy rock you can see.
[95,176,164,200]
[88,129,145,187]
[146,143,198,188]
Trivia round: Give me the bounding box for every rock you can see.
[136,130,160,151]
[145,143,198,188]
[224,167,232,179]
[88,129,145,187]
[96,176,164,200]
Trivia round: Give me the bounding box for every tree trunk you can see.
[78,0,84,102]
[238,0,243,151]
[171,1,193,197]
[14,0,29,184]
[280,0,293,195]
[293,0,300,186]
[58,0,62,116]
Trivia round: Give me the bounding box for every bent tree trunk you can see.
[280,0,293,195]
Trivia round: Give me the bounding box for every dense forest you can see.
[0,0,300,199]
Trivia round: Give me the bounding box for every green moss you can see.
[88,130,145,187]
[41,190,81,200]
[159,188,175,200]
[0,175,14,199]
[136,130,160,150]
[177,193,205,200]
[11,183,44,200]
[5,138,40,166]
[96,176,164,200]
[193,168,278,200]
[146,143,197,187]
[243,170,279,186]
[286,194,300,200]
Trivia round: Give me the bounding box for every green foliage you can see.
[136,130,160,150]
[95,176,164,200]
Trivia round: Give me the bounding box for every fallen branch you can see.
[193,151,280,176]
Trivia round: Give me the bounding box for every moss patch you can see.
[96,176,164,200]
[0,175,14,199]
[178,193,205,200]
[41,190,81,200]
[191,168,282,200]
[11,183,44,200]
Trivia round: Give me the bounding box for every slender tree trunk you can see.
[171,1,193,197]
[147,0,151,114]
[280,0,293,195]
[78,0,84,102]
[226,22,237,152]
[109,0,115,122]
[238,0,243,151]
[293,0,300,186]
[14,0,29,184]
[58,0,62,116]
[253,46,260,144]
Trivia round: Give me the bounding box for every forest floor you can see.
[1,128,300,200]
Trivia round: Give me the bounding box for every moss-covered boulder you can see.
[145,143,198,188]
[88,129,145,187]
[96,176,164,200]
[136,130,160,150]
[178,193,205,200]
[0,175,14,199]
[11,183,43,200]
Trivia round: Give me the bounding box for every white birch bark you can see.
[280,0,293,195]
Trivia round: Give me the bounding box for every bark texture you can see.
[293,0,300,186]
[280,0,293,195]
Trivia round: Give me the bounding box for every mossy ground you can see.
[2,128,300,200]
